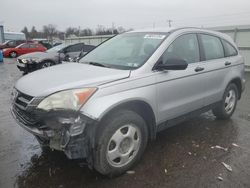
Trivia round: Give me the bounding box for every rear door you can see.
[156,33,207,123]
[17,43,30,55]
[198,34,234,106]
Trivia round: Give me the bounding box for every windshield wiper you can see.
[88,62,109,68]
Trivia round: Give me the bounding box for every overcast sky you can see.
[1,0,250,32]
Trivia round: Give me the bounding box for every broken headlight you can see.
[37,88,97,111]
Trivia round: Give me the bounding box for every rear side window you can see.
[66,44,84,52]
[19,44,29,48]
[83,45,95,52]
[8,41,16,47]
[162,34,200,64]
[221,39,238,57]
[200,34,224,60]
[29,44,38,48]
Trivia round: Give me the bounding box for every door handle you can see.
[225,61,231,66]
[195,67,204,72]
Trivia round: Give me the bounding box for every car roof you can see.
[127,27,235,45]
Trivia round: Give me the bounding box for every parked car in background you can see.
[16,43,95,74]
[11,28,245,176]
[0,40,34,50]
[74,45,96,62]
[52,42,62,47]
[38,41,53,50]
[3,43,46,58]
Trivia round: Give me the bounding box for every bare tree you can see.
[65,27,79,37]
[80,28,93,36]
[21,26,29,39]
[43,24,58,41]
[30,26,38,39]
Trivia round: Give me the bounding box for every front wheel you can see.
[94,110,148,177]
[212,83,238,119]
[40,61,54,69]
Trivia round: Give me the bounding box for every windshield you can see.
[46,43,66,52]
[79,32,168,70]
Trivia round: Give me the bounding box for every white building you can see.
[210,25,250,71]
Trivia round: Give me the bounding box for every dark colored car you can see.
[17,43,95,74]
[38,41,53,50]
[3,43,47,58]
[0,40,34,50]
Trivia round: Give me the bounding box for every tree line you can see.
[21,24,128,41]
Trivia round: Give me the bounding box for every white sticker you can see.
[144,34,166,40]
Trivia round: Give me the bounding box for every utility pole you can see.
[112,22,115,34]
[166,19,173,27]
[78,26,81,37]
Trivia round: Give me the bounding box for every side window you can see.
[19,44,29,48]
[221,39,238,57]
[17,40,24,45]
[83,45,95,52]
[8,41,16,47]
[200,34,224,60]
[29,44,37,48]
[162,34,200,64]
[66,44,83,52]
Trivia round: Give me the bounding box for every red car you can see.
[2,43,46,58]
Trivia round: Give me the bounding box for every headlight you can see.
[21,58,39,64]
[21,59,29,64]
[37,88,97,111]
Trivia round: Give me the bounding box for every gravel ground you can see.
[0,58,250,188]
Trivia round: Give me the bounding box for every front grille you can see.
[12,89,34,109]
[12,104,39,126]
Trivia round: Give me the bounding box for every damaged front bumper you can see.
[11,104,97,160]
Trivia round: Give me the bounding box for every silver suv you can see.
[11,28,245,176]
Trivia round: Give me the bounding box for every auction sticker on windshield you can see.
[144,34,166,39]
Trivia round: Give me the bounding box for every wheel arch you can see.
[228,77,242,99]
[41,59,55,64]
[97,100,157,140]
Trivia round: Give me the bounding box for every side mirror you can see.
[156,59,188,70]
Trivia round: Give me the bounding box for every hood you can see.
[15,63,130,97]
[18,51,58,60]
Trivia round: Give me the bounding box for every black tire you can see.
[35,135,51,152]
[40,60,54,69]
[212,83,238,119]
[9,51,17,58]
[94,110,148,177]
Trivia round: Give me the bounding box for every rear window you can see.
[200,34,224,60]
[221,39,238,57]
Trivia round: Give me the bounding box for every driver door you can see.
[156,33,207,123]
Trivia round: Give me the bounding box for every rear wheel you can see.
[212,83,238,119]
[9,51,17,58]
[94,110,148,177]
